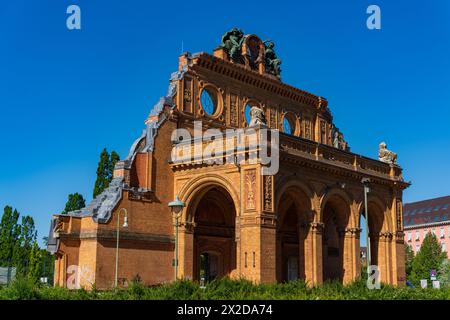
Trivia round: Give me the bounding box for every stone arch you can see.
[275,177,314,213]
[319,187,353,283]
[179,174,239,280]
[357,194,392,232]
[178,174,241,223]
[357,193,392,279]
[275,179,314,283]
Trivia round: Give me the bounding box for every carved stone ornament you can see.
[245,169,257,210]
[249,106,267,127]
[378,142,398,164]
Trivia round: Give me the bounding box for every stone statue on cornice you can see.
[378,142,397,164]
[220,28,245,61]
[264,41,282,78]
[249,106,267,127]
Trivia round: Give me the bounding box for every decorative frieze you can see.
[229,93,239,126]
[263,175,273,212]
[245,169,257,210]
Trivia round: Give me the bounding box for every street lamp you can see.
[115,208,128,288]
[361,178,371,274]
[168,196,185,280]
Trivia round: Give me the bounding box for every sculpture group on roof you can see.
[218,28,282,79]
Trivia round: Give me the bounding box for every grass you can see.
[1,277,450,300]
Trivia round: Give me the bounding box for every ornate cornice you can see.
[191,53,325,110]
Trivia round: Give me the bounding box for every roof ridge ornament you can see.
[215,28,282,80]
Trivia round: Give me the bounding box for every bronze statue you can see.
[220,28,245,61]
[264,41,282,78]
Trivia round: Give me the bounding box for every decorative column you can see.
[178,221,195,280]
[377,231,393,284]
[304,221,323,286]
[239,167,277,284]
[342,228,361,284]
[393,196,406,286]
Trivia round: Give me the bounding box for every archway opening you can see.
[322,194,350,283]
[277,187,310,282]
[359,202,384,271]
[192,186,236,282]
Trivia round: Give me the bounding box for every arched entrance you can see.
[191,186,237,282]
[359,200,386,269]
[321,193,351,283]
[277,187,311,282]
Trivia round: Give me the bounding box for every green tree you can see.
[438,259,450,287]
[0,206,21,266]
[62,193,86,214]
[13,215,37,275]
[410,232,446,285]
[93,148,120,198]
[28,241,42,283]
[405,244,414,278]
[109,151,120,181]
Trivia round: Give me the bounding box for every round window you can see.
[200,88,217,115]
[282,113,295,135]
[245,104,252,124]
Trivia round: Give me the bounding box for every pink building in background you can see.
[403,195,450,257]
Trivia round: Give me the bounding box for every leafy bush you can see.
[1,277,450,300]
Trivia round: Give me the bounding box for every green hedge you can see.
[1,277,450,300]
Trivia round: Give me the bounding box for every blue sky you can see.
[0,1,449,247]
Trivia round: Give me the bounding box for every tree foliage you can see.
[61,193,86,214]
[410,232,446,285]
[405,244,414,278]
[439,259,450,287]
[93,148,120,198]
[0,206,20,264]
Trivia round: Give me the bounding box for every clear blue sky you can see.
[0,1,449,247]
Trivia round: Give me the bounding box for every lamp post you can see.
[168,196,185,281]
[115,208,128,288]
[361,178,371,273]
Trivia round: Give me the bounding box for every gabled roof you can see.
[403,195,450,228]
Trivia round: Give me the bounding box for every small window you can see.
[200,88,217,115]
[416,244,421,252]
[283,112,295,134]
[244,104,252,124]
[442,243,446,252]
[434,205,441,211]
[415,231,420,240]
[443,204,449,210]
[440,227,445,238]
[283,117,292,134]
[407,232,412,241]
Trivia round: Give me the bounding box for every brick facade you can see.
[48,31,409,289]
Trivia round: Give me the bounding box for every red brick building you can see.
[47,29,409,289]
